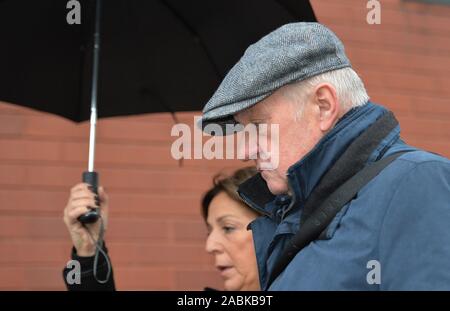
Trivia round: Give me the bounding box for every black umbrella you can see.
[0,0,316,222]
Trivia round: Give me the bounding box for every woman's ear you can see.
[313,83,340,132]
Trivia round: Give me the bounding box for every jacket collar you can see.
[238,102,395,215]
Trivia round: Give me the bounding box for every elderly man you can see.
[200,23,450,290]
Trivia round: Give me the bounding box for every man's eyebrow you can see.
[250,118,266,123]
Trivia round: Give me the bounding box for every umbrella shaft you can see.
[88,0,102,172]
[88,107,97,172]
[90,0,102,110]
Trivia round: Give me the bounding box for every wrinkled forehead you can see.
[233,100,272,125]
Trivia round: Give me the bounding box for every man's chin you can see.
[261,171,288,195]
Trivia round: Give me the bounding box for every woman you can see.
[62,167,261,290]
[202,167,262,291]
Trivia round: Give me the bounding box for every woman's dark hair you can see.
[201,166,259,221]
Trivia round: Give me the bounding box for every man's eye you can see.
[223,226,235,233]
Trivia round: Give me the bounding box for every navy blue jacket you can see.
[239,102,450,290]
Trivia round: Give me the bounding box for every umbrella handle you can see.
[78,171,100,224]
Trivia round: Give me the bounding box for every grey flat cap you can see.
[200,22,351,134]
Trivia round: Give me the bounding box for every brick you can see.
[97,118,174,143]
[0,216,178,243]
[128,111,202,125]
[99,168,212,193]
[2,108,199,145]
[1,163,213,192]
[347,46,450,76]
[362,70,445,97]
[0,139,62,161]
[0,189,68,214]
[0,216,170,242]
[25,164,81,187]
[0,101,43,116]
[0,216,67,239]
[61,141,178,168]
[398,0,450,18]
[0,241,71,264]
[108,243,211,265]
[312,0,450,37]
[172,220,208,242]
[108,193,203,216]
[398,116,450,141]
[107,218,170,241]
[411,96,450,117]
[312,0,450,19]
[114,267,173,290]
[383,10,450,37]
[21,114,182,144]
[0,217,27,237]
[21,115,86,139]
[0,188,204,217]
[0,164,27,185]
[0,267,26,289]
[0,115,25,135]
[61,139,248,169]
[370,93,450,121]
[26,265,67,290]
[328,23,450,56]
[369,93,413,116]
[310,1,360,25]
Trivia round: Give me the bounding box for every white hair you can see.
[281,67,369,120]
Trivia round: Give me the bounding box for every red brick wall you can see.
[1,0,449,290]
[0,107,244,290]
[310,0,450,155]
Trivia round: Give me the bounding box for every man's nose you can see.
[237,132,259,161]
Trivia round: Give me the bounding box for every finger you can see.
[65,189,94,215]
[70,190,97,202]
[71,184,98,197]
[71,194,97,204]
[66,197,98,214]
[73,184,97,195]
[65,206,91,223]
[70,183,90,195]
[69,185,96,206]
[72,183,99,201]
[70,198,99,210]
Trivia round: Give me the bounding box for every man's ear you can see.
[313,83,340,132]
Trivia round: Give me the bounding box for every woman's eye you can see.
[205,226,212,237]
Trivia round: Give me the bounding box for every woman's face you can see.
[205,191,260,291]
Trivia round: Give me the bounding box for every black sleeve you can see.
[62,243,116,291]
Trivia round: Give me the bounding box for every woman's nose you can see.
[205,231,222,254]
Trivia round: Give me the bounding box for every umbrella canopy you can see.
[0,0,316,122]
